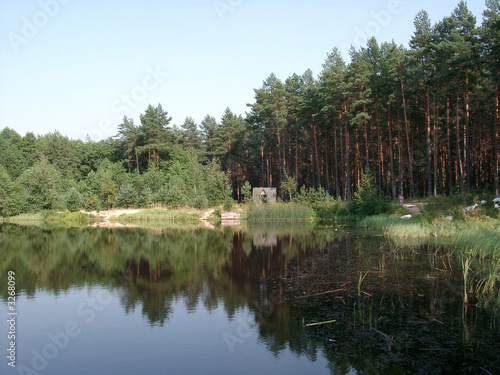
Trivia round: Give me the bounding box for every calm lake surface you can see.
[1,223,499,375]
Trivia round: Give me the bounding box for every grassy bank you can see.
[357,204,500,306]
[6,210,95,227]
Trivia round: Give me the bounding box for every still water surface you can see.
[1,223,499,374]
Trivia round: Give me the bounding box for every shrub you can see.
[295,186,327,205]
[164,176,188,208]
[312,198,348,219]
[281,172,298,202]
[223,197,233,211]
[85,193,102,211]
[193,193,208,209]
[351,171,388,216]
[64,187,82,212]
[241,181,252,204]
[115,183,138,208]
[138,187,154,208]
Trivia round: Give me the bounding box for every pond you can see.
[1,223,499,375]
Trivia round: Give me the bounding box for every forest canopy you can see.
[1,1,500,216]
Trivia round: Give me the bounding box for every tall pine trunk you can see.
[496,85,499,195]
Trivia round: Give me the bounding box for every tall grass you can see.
[358,215,431,238]
[247,203,315,221]
[110,209,202,222]
[7,211,93,227]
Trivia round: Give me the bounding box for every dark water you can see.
[0,223,499,375]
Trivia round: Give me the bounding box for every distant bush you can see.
[138,187,154,208]
[223,197,233,211]
[115,183,138,208]
[295,186,327,205]
[312,198,348,219]
[241,181,252,204]
[350,171,389,216]
[64,187,83,212]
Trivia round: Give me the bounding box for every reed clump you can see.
[110,209,201,222]
[247,203,315,221]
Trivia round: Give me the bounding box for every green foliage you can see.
[115,183,138,208]
[351,171,388,216]
[86,193,102,211]
[99,168,117,210]
[281,172,297,202]
[34,131,80,179]
[295,186,327,205]
[204,160,232,207]
[163,176,188,208]
[0,136,28,179]
[0,165,24,217]
[193,194,208,210]
[241,181,252,204]
[140,167,166,192]
[312,198,348,219]
[139,103,173,170]
[223,197,233,211]
[138,187,154,208]
[64,187,83,212]
[18,157,61,211]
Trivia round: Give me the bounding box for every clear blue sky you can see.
[0,0,488,141]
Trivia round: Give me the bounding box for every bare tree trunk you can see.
[325,133,330,194]
[333,125,340,198]
[426,85,432,197]
[388,105,395,200]
[465,70,471,192]
[457,95,464,185]
[312,122,321,188]
[344,103,351,200]
[277,123,283,198]
[447,98,452,195]
[496,85,499,195]
[135,149,140,175]
[261,140,265,187]
[339,113,345,199]
[401,78,415,197]
[433,93,438,196]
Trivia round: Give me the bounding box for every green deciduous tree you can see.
[0,165,24,216]
[18,157,61,211]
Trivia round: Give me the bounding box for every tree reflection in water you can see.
[0,223,498,374]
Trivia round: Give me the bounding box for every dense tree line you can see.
[245,1,500,201]
[1,1,500,216]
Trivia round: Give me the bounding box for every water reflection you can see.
[0,223,499,374]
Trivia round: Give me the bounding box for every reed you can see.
[461,255,472,305]
[357,271,368,297]
[110,208,202,222]
[247,203,315,221]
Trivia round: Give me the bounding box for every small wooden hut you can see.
[252,187,277,204]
